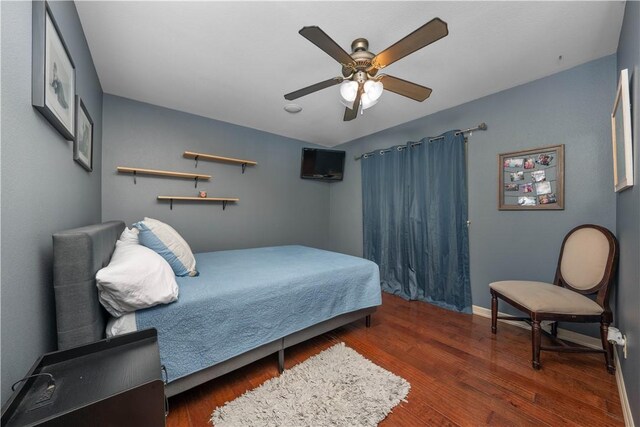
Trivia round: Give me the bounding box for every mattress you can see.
[110,245,381,382]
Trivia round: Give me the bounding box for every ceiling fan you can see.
[284,18,448,121]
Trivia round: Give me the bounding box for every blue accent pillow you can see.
[133,218,198,277]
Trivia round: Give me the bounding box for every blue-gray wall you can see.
[615,0,639,424]
[1,1,103,403]
[1,1,634,416]
[329,55,617,338]
[101,95,331,253]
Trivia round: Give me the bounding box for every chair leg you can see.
[532,320,541,370]
[600,321,615,374]
[491,292,498,334]
[550,321,558,338]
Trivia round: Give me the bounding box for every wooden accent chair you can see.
[489,224,619,373]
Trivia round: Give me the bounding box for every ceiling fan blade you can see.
[380,75,432,101]
[299,26,356,67]
[371,18,448,70]
[343,106,357,121]
[284,77,344,101]
[344,83,364,121]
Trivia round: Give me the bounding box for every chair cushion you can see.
[489,281,603,315]
[560,227,610,290]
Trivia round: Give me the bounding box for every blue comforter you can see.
[135,245,381,382]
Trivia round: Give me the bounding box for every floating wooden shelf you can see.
[183,151,257,173]
[117,167,211,187]
[157,196,239,210]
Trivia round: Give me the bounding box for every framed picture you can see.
[32,1,76,140]
[611,68,634,192]
[74,96,93,171]
[498,145,564,210]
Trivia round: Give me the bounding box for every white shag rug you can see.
[211,343,410,427]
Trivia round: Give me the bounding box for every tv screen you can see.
[300,148,345,181]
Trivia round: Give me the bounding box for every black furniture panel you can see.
[1,329,165,427]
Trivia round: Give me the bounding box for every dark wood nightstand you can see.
[1,329,166,426]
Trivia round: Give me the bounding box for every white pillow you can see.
[119,227,139,245]
[96,240,179,317]
[133,217,198,277]
[106,313,137,337]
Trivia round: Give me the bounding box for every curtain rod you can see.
[354,122,488,161]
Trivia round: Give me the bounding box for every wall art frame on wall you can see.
[498,144,564,210]
[611,68,634,192]
[74,96,93,171]
[32,0,76,141]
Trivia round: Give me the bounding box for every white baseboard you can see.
[473,305,634,426]
[614,348,635,427]
[555,326,602,349]
[472,305,601,348]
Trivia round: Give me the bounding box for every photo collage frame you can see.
[498,145,564,210]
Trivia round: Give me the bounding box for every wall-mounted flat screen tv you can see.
[300,148,346,182]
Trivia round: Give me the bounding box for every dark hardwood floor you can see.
[166,293,624,426]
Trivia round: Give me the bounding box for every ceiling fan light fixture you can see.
[339,80,359,103]
[364,80,384,102]
[339,79,383,110]
[361,92,379,110]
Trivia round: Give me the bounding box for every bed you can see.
[52,221,381,397]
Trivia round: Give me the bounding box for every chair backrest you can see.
[554,224,618,309]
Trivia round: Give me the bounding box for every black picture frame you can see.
[74,96,93,172]
[32,0,76,141]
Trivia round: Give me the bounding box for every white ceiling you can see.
[76,1,625,147]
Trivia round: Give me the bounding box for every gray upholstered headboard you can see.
[52,220,125,350]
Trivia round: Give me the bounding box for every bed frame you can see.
[52,221,375,397]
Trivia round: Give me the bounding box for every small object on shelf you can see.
[183,151,257,173]
[199,190,207,198]
[1,329,166,426]
[117,166,211,187]
[158,196,239,211]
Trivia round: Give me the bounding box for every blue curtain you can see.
[362,130,472,313]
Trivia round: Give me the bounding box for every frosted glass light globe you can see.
[339,81,358,102]
[361,93,379,110]
[364,80,383,101]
